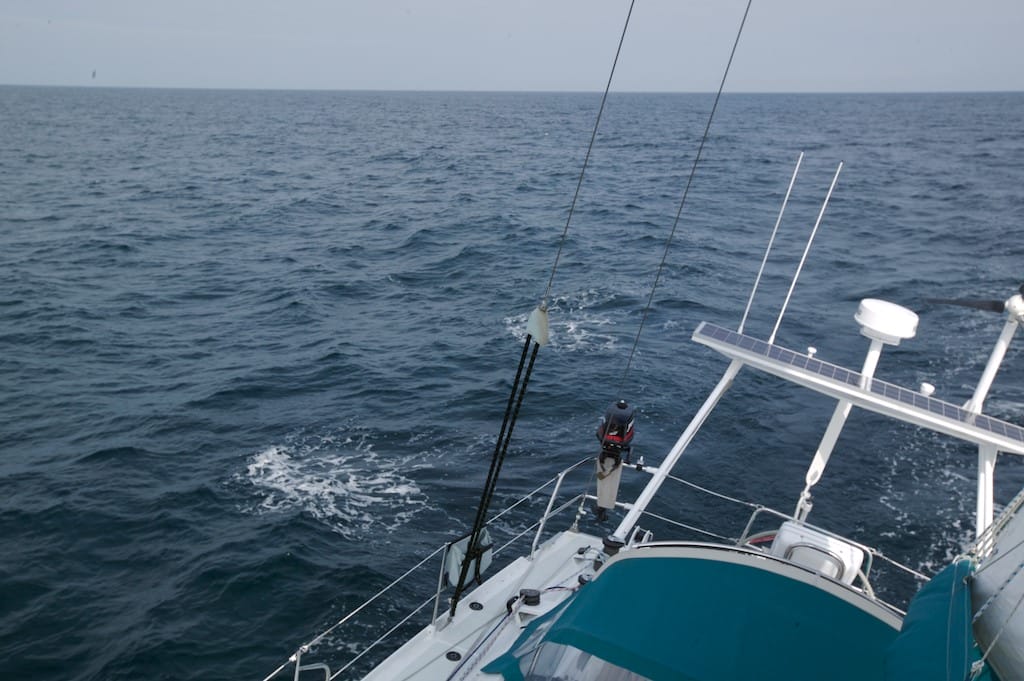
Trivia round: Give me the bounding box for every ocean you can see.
[2,86,1023,680]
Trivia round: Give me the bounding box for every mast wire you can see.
[453,0,639,619]
[617,0,753,394]
[542,0,637,307]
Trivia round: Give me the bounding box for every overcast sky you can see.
[1,0,1022,93]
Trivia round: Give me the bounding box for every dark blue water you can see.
[2,86,1024,680]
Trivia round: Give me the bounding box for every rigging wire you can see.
[542,0,637,307]
[617,0,754,395]
[450,0,640,619]
[974,536,1024,575]
[975,565,1024,675]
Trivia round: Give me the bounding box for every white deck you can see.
[363,528,605,680]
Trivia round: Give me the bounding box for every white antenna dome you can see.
[855,298,918,345]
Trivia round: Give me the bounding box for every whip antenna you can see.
[769,161,843,345]
[739,151,804,334]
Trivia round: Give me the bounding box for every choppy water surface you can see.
[1,86,1023,679]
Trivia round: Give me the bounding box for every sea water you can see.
[2,86,1024,679]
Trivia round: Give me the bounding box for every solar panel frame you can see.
[694,322,1024,447]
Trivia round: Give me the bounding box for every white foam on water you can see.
[504,289,621,353]
[242,430,432,539]
[874,427,977,574]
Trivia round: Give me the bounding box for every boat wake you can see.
[503,288,635,353]
[240,429,432,539]
[876,430,975,573]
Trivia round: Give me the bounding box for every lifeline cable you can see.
[617,0,754,395]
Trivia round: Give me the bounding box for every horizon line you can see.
[2,82,1023,97]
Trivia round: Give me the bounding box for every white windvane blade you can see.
[526,306,549,346]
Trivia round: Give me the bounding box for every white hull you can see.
[973,491,1024,681]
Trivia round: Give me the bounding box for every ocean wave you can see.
[4,87,1024,681]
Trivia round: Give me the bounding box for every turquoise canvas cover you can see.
[484,550,900,681]
[883,558,995,680]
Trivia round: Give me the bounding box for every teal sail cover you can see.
[883,558,994,680]
[484,550,901,681]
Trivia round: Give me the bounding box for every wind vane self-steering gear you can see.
[594,399,635,521]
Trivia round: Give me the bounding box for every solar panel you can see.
[694,322,1024,448]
